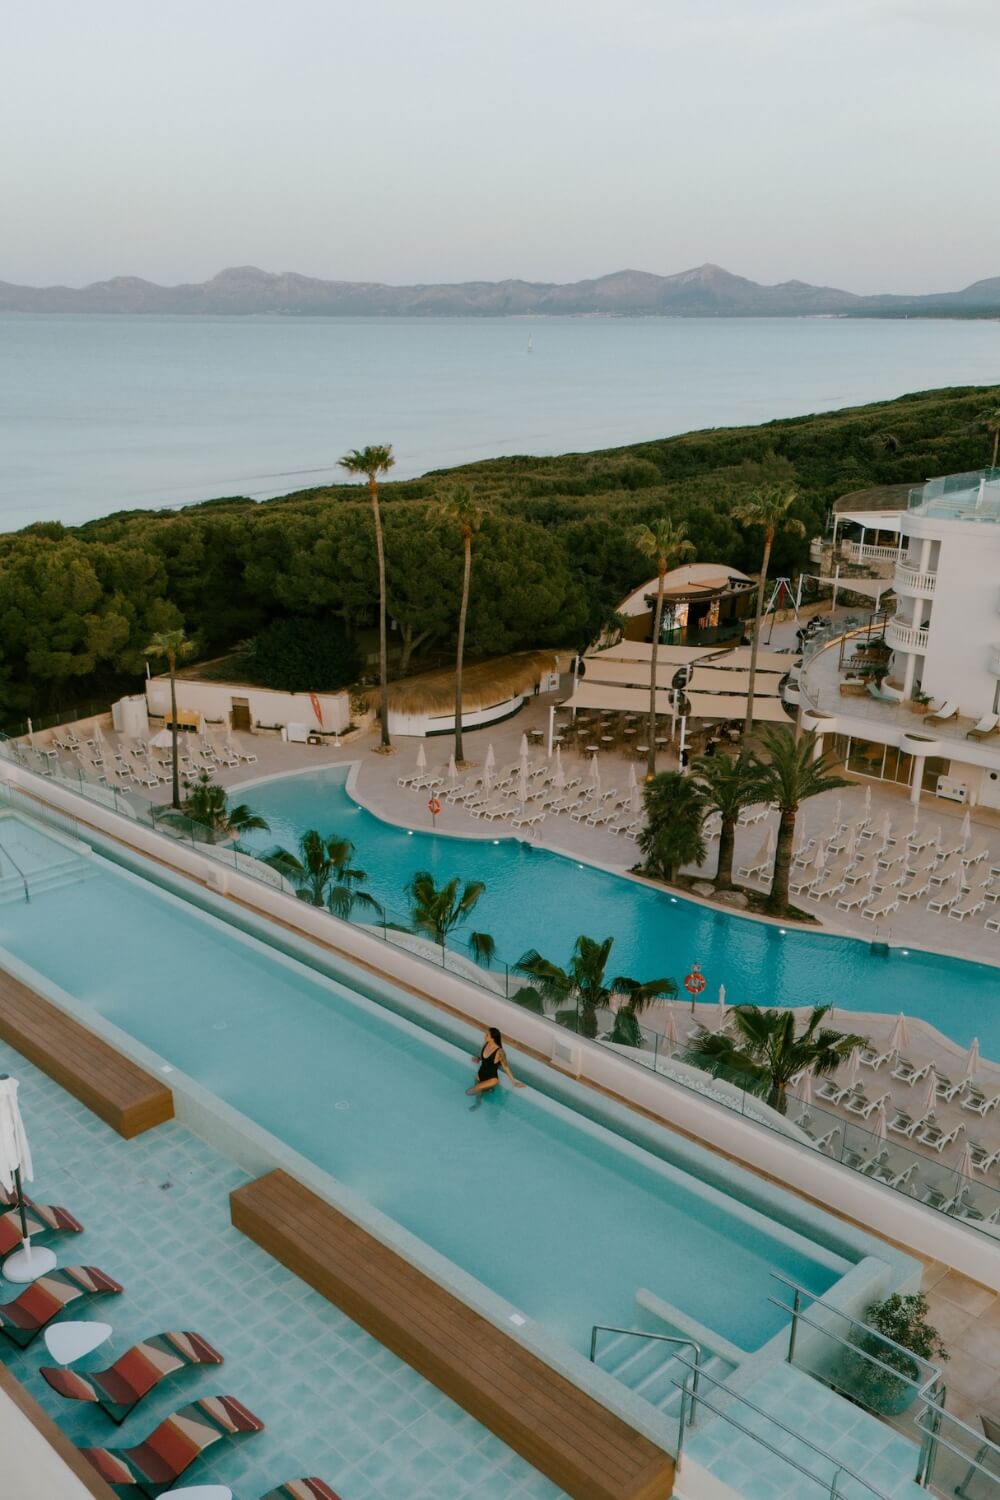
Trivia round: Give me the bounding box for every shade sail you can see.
[581,659,784,693]
[562,682,791,722]
[562,683,674,715]
[589,641,791,672]
[686,693,792,722]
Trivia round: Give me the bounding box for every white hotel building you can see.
[799,470,1000,809]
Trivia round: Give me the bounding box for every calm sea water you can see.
[1,312,998,531]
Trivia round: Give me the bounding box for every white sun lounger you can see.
[961,839,990,867]
[862,894,898,921]
[923,700,958,725]
[816,1078,853,1105]
[806,860,850,901]
[916,1121,964,1153]
[860,1045,894,1070]
[927,882,961,915]
[844,1089,891,1120]
[896,872,930,904]
[836,879,873,912]
[948,892,986,922]
[888,1109,931,1139]
[890,1056,930,1086]
[928,853,963,886]
[961,1087,1000,1117]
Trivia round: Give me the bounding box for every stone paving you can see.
[0,1039,566,1500]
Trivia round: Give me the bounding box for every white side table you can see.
[43,1321,113,1365]
[160,1487,233,1499]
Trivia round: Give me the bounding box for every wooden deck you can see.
[231,1171,675,1500]
[0,966,173,1138]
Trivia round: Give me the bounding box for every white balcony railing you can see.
[844,541,904,564]
[893,562,937,597]
[886,617,930,654]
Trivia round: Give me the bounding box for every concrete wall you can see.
[145,676,351,734]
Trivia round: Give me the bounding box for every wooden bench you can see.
[232,1171,674,1500]
[0,966,173,1138]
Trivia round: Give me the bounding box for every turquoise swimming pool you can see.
[0,811,856,1357]
[238,766,1000,1058]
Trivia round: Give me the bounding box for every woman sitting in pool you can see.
[467,1026,525,1096]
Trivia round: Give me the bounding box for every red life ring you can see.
[428,797,442,816]
[684,968,706,996]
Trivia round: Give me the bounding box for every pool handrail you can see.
[671,1353,898,1500]
[914,1399,1000,1496]
[589,1323,702,1406]
[0,836,30,904]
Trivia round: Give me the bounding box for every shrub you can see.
[243,617,361,693]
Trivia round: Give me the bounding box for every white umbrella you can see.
[663,1002,680,1048]
[872,1100,888,1142]
[553,755,566,791]
[627,763,638,793]
[888,1012,909,1053]
[841,829,857,864]
[809,843,828,878]
[519,732,529,759]
[416,743,427,772]
[93,723,106,750]
[588,755,601,788]
[0,1075,57,1283]
[842,1047,861,1091]
[862,785,871,817]
[872,810,890,846]
[517,765,530,804]
[832,798,843,830]
[910,802,921,838]
[955,1140,977,1180]
[797,1068,813,1107]
[485,743,496,774]
[919,1070,938,1118]
[959,810,971,849]
[26,720,35,750]
[447,753,458,785]
[717,983,726,1017]
[631,782,643,817]
[962,1037,980,1081]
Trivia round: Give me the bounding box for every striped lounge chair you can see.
[81,1394,264,1496]
[41,1330,224,1423]
[0,1203,83,1263]
[0,1266,122,1348]
[260,1482,342,1500]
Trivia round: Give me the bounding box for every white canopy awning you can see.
[588,641,790,672]
[687,692,791,722]
[563,683,674,715]
[815,576,894,601]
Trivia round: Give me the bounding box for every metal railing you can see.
[0,839,30,903]
[672,1355,897,1500]
[914,1400,1000,1496]
[589,1325,702,1406]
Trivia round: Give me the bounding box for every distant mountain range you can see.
[3,262,1000,317]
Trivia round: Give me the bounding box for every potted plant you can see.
[842,1293,948,1416]
[910,688,931,713]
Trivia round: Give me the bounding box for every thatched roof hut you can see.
[384,649,569,716]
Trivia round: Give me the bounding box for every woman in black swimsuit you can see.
[466,1026,525,1097]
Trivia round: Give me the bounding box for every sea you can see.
[1,312,998,532]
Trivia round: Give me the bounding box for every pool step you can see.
[0,853,96,905]
[594,1330,735,1417]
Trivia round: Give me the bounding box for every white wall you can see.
[0,1387,101,1499]
[387,692,525,739]
[145,676,351,734]
[904,513,1000,717]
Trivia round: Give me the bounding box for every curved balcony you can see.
[886,617,930,654]
[893,561,937,598]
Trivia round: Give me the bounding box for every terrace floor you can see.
[0,1039,566,1500]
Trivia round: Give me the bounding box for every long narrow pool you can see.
[239,766,1000,1057]
[0,813,852,1356]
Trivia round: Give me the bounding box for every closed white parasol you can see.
[485,743,496,774]
[416,743,427,772]
[888,1012,908,1054]
[0,1075,57,1283]
[962,1037,980,1081]
[872,1100,888,1142]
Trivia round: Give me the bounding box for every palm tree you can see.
[732,486,805,734]
[683,1003,868,1115]
[628,518,695,776]
[435,488,486,765]
[406,870,495,965]
[339,444,396,750]
[146,627,194,809]
[750,726,847,913]
[264,830,382,919]
[637,772,707,883]
[515,934,675,1041]
[168,771,270,844]
[986,407,1000,470]
[692,752,763,889]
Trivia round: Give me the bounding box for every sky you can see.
[5,0,999,295]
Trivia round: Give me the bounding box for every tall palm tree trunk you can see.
[168,651,181,809]
[993,426,1000,469]
[454,530,472,763]
[647,565,666,777]
[369,479,391,749]
[768,806,797,913]
[744,529,774,736]
[716,815,736,888]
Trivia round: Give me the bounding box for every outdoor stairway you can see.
[0,843,96,905]
[594,1328,736,1419]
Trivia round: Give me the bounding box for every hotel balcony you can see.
[885,616,930,654]
[843,539,904,565]
[893,561,937,599]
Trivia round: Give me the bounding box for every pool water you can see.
[0,816,843,1355]
[238,766,1000,1058]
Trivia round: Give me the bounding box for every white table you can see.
[160,1487,233,1499]
[43,1320,113,1365]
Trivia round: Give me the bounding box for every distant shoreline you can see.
[1,308,998,322]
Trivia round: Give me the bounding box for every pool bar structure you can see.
[2,760,999,1498]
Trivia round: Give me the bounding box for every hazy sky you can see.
[6,0,999,294]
